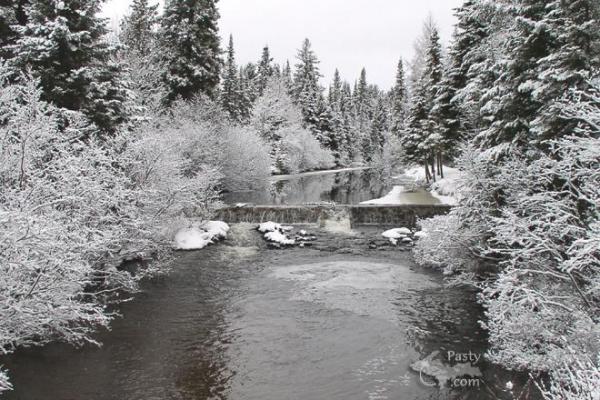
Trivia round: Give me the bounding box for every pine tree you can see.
[120,0,158,57]
[160,0,221,103]
[391,58,407,134]
[257,45,274,96]
[11,0,130,133]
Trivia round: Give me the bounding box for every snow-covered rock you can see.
[174,228,213,250]
[200,221,230,239]
[174,221,230,250]
[258,221,282,233]
[265,230,296,246]
[382,228,412,239]
[258,221,297,246]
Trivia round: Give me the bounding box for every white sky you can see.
[102,0,463,89]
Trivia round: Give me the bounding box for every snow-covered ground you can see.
[403,166,462,205]
[361,186,407,205]
[174,221,230,250]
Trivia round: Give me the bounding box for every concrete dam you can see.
[215,204,453,229]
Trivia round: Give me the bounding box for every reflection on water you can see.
[223,169,397,205]
[2,225,538,400]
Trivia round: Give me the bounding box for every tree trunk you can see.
[424,162,431,183]
[438,151,444,179]
[430,153,436,183]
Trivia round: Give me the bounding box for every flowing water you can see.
[2,225,536,400]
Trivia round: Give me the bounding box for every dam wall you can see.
[214,204,452,229]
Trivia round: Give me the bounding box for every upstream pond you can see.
[2,170,539,400]
[223,168,442,206]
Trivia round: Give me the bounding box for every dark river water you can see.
[2,170,538,400]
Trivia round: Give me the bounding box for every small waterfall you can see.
[215,205,453,229]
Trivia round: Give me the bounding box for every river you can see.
[2,170,536,400]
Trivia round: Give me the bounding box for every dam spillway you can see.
[214,204,453,229]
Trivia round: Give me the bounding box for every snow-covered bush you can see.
[481,136,599,393]
[220,126,272,191]
[251,76,335,174]
[413,213,481,277]
[415,136,600,398]
[163,98,272,191]
[278,127,335,174]
[0,71,222,392]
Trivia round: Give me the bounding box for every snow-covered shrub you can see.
[413,213,481,277]
[0,71,222,392]
[251,76,335,174]
[539,354,600,400]
[220,126,271,191]
[481,136,599,393]
[278,127,335,174]
[162,98,272,191]
[416,134,600,398]
[251,76,303,139]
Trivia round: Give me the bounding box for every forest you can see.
[0,0,599,398]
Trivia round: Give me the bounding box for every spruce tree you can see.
[11,0,130,133]
[401,23,443,180]
[120,0,159,57]
[257,45,274,96]
[328,68,342,110]
[476,0,600,151]
[221,35,242,122]
[160,0,222,103]
[365,96,388,162]
[292,38,323,135]
[391,58,407,134]
[282,60,292,87]
[0,0,28,60]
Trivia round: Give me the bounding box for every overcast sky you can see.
[102,0,463,89]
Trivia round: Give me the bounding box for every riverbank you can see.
[270,166,370,181]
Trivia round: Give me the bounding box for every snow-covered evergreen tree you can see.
[401,22,444,180]
[0,0,28,60]
[292,38,323,132]
[220,35,242,122]
[120,0,158,57]
[10,0,130,133]
[257,45,274,96]
[391,58,407,135]
[159,0,221,103]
